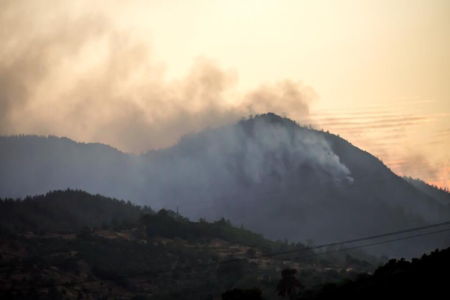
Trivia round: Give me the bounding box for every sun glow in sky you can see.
[1,0,449,188]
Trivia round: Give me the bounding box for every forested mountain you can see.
[1,114,449,256]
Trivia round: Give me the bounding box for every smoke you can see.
[397,153,449,187]
[144,114,353,205]
[0,0,357,244]
[0,0,314,153]
[0,1,108,129]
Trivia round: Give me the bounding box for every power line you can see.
[156,227,450,299]
[2,221,450,293]
[258,220,450,258]
[135,227,450,299]
[299,228,450,260]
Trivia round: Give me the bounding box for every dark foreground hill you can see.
[0,190,449,300]
[295,247,450,300]
[1,114,449,256]
[0,190,381,300]
[0,190,154,233]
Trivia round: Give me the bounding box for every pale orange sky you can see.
[1,0,449,188]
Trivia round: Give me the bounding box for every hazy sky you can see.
[1,0,449,188]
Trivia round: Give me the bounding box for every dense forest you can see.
[292,247,450,299]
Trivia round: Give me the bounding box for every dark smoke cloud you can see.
[0,0,314,153]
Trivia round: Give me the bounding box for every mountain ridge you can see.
[1,113,449,255]
[403,177,450,205]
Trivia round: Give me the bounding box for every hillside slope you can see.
[0,190,379,300]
